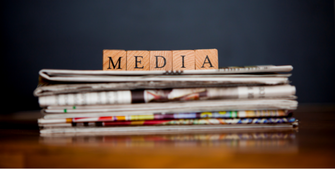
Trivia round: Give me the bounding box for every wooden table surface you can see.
[1,104,335,168]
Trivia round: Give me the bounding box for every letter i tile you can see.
[172,50,195,70]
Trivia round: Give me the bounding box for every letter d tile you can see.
[150,51,172,71]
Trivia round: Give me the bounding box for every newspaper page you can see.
[38,85,296,107]
[40,122,297,134]
[42,99,298,119]
[39,65,293,77]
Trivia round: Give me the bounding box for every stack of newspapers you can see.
[34,65,298,135]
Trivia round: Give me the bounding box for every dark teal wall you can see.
[2,0,335,113]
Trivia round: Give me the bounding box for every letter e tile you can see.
[127,50,150,71]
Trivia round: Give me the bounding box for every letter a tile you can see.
[172,50,195,70]
[195,49,218,70]
[103,50,127,71]
[127,50,150,71]
[150,51,172,71]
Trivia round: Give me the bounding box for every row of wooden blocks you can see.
[103,49,218,71]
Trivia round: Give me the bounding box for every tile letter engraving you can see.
[201,55,214,68]
[155,56,166,68]
[108,57,122,69]
[134,56,144,69]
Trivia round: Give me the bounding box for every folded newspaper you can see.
[34,65,298,134]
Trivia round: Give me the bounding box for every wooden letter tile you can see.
[150,51,172,71]
[172,50,195,70]
[127,50,150,71]
[103,50,127,71]
[195,49,218,70]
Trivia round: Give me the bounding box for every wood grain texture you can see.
[1,105,335,167]
[195,49,218,70]
[103,50,127,71]
[150,51,172,71]
[172,50,195,70]
[126,51,150,71]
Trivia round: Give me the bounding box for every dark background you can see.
[2,0,335,114]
